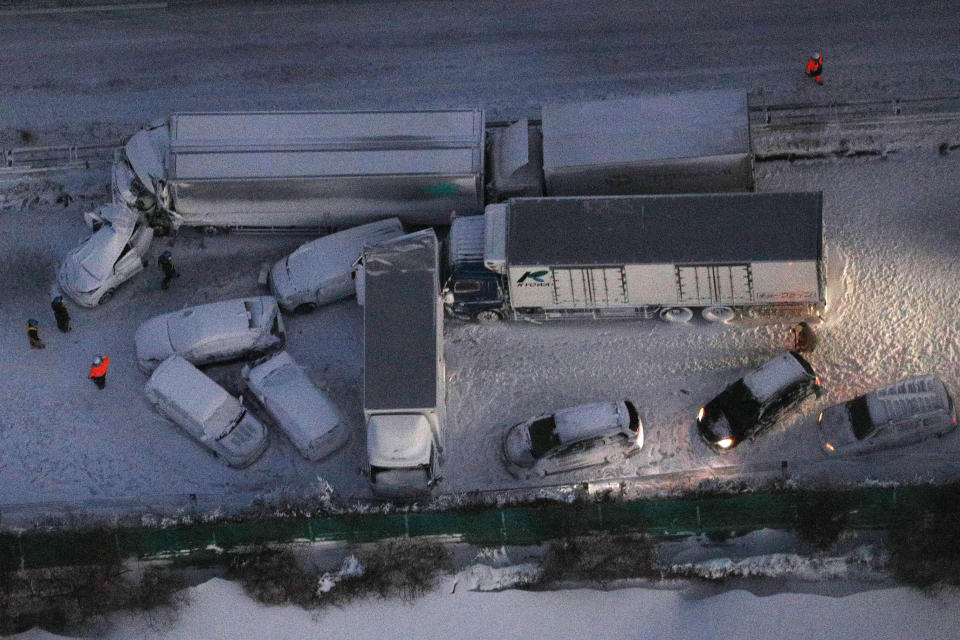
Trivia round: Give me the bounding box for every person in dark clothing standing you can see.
[158,250,179,290]
[88,355,109,389]
[51,296,71,332]
[27,319,45,349]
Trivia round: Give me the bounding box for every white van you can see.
[241,351,349,461]
[817,374,957,456]
[144,355,269,468]
[268,218,405,312]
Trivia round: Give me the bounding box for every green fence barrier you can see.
[1,485,954,571]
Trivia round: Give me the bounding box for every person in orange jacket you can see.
[89,355,109,389]
[806,52,823,84]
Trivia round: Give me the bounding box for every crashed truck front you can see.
[104,121,172,232]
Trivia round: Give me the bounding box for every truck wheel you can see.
[98,288,117,305]
[702,306,735,323]
[473,309,503,323]
[659,307,693,323]
[202,225,224,236]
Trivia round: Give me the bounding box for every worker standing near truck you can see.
[158,250,179,290]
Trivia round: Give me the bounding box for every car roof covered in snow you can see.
[145,355,240,439]
[541,91,749,168]
[165,297,270,351]
[363,230,439,411]
[865,375,951,425]
[284,218,404,289]
[505,192,822,265]
[244,351,342,445]
[743,352,811,401]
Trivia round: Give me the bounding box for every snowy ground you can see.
[2,0,959,148]
[10,575,960,640]
[2,0,960,512]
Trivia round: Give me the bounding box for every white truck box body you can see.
[541,91,753,195]
[362,230,443,497]
[128,110,486,228]
[495,193,823,312]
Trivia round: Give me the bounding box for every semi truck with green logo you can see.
[443,193,825,323]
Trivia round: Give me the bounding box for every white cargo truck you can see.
[443,193,824,323]
[360,230,444,498]
[112,110,486,232]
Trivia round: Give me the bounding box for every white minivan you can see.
[268,218,405,312]
[241,351,349,461]
[144,355,269,468]
[817,374,956,456]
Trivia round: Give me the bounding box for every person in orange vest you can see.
[89,355,109,389]
[805,52,823,84]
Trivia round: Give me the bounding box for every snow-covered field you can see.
[10,575,960,640]
[2,0,960,512]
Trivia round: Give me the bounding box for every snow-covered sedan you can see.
[502,401,642,479]
[241,351,349,461]
[817,374,956,456]
[269,218,405,313]
[144,355,269,468]
[697,350,822,452]
[58,204,153,307]
[135,296,285,373]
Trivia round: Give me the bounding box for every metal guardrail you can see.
[0,484,947,570]
[3,94,958,175]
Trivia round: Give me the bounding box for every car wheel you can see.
[98,288,117,305]
[294,302,317,314]
[473,309,503,323]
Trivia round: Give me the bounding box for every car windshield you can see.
[716,380,763,436]
[528,416,561,459]
[848,396,875,440]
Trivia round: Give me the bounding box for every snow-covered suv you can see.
[697,351,822,451]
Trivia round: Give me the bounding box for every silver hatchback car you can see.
[502,401,642,479]
[817,374,956,456]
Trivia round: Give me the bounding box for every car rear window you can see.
[528,416,560,459]
[849,396,875,439]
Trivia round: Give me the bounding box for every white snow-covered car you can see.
[817,374,957,456]
[58,204,154,307]
[502,401,642,479]
[241,351,349,461]
[144,355,269,468]
[269,218,405,312]
[135,296,285,373]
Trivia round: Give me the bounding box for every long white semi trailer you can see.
[442,193,825,323]
[111,91,753,232]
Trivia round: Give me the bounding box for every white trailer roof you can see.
[541,91,749,169]
[363,230,439,412]
[168,109,485,179]
[505,193,822,266]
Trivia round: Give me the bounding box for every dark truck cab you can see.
[443,262,505,321]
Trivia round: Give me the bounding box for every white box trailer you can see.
[540,91,754,196]
[361,230,444,498]
[443,193,824,322]
[114,109,485,231]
